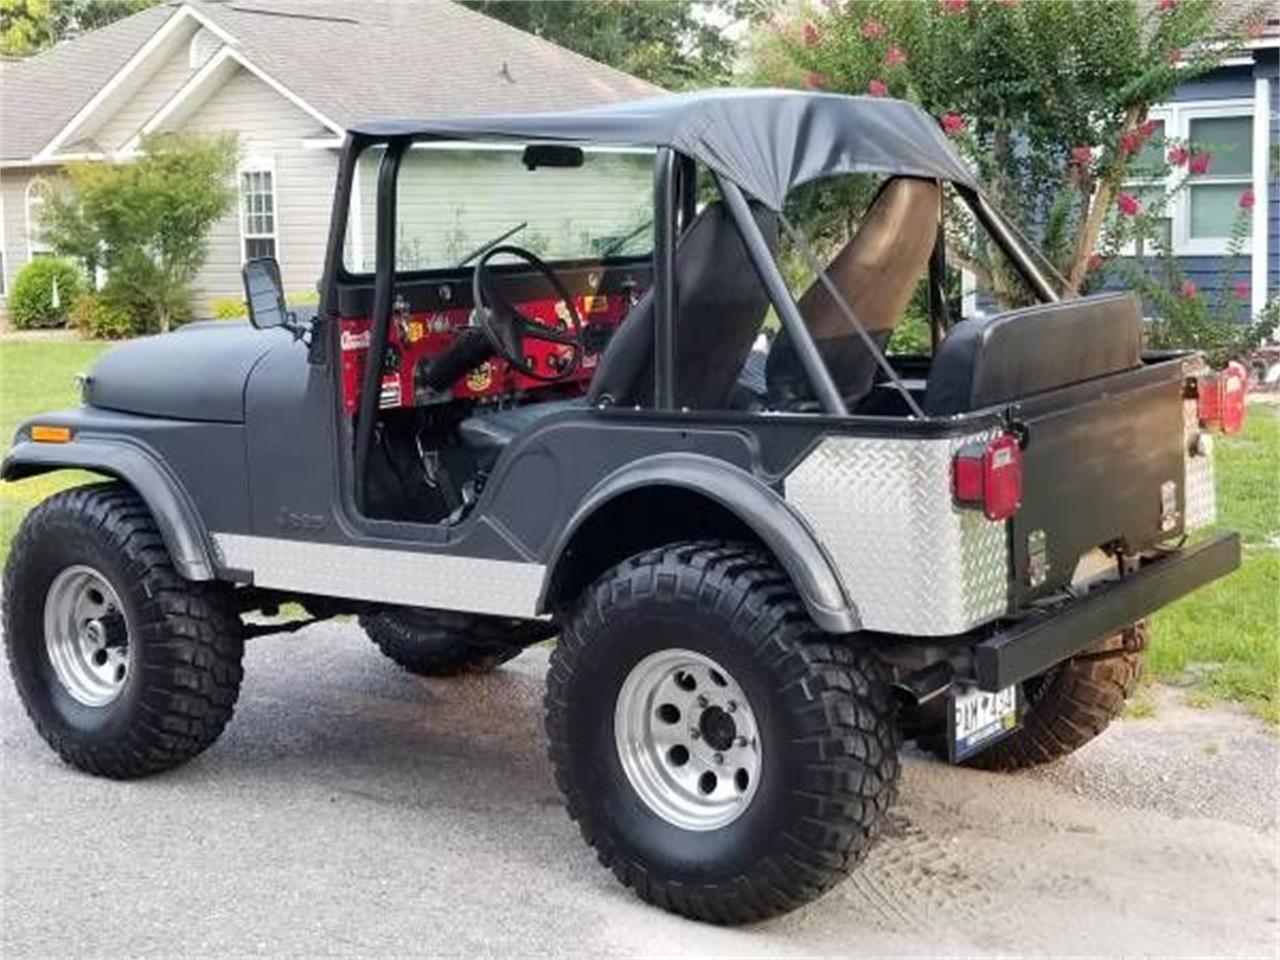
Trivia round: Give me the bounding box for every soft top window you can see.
[344,144,654,274]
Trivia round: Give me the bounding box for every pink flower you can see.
[1139,118,1160,139]
[940,113,967,135]
[860,18,887,38]
[1158,0,1176,11]
[1167,145,1188,166]
[1179,280,1197,300]
[1116,193,1142,217]
[1235,282,1251,300]
[884,46,907,68]
[803,21,821,48]
[1239,188,1255,209]
[1118,133,1142,156]
[1164,47,1182,65]
[940,0,969,12]
[867,78,889,97]
[1188,152,1211,175]
[804,71,826,90]
[1088,253,1106,272]
[1071,145,1093,167]
[1246,17,1265,38]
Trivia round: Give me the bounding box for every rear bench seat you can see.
[923,292,1144,416]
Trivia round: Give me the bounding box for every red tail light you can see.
[1196,361,1248,435]
[953,433,1022,521]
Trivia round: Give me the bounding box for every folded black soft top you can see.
[348,89,979,211]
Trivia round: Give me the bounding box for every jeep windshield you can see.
[343,143,655,275]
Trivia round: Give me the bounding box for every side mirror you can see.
[241,257,288,329]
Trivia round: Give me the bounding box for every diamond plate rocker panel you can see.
[785,434,1009,636]
[212,533,546,618]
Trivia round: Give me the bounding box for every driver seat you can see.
[458,201,777,454]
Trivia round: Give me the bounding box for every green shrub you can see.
[70,292,135,340]
[8,257,84,329]
[211,297,246,320]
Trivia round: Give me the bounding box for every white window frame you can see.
[25,177,52,259]
[1121,99,1257,258]
[238,158,280,265]
[1117,107,1174,258]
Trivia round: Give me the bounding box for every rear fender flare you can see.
[2,439,216,580]
[538,453,859,633]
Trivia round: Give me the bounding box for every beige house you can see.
[0,0,658,316]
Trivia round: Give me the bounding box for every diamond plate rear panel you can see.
[213,534,546,618]
[784,434,1009,636]
[1184,448,1216,532]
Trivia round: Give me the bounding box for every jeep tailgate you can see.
[1004,358,1188,607]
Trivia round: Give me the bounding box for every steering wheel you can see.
[471,244,584,382]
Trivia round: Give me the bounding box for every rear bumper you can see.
[974,533,1240,691]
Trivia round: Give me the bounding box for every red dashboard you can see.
[338,291,635,415]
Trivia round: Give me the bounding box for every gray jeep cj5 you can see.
[2,91,1244,923]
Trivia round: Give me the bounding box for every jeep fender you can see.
[539,453,859,633]
[2,439,216,580]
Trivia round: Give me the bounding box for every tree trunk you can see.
[1065,105,1143,294]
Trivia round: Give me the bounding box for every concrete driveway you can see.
[3,622,1277,958]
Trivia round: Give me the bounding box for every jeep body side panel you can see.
[215,335,1006,624]
[783,429,1009,636]
[2,409,249,580]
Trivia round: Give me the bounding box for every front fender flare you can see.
[2,439,216,580]
[538,453,859,633]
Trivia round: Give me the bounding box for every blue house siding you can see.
[1170,65,1256,102]
[1265,50,1278,300]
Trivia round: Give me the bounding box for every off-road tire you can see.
[359,608,549,677]
[3,482,244,779]
[546,540,900,924]
[956,623,1146,772]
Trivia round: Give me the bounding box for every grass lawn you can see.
[0,340,110,566]
[1,339,1276,718]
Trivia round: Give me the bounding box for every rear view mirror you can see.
[522,144,584,170]
[241,257,287,329]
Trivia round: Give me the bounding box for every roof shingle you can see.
[1,0,661,161]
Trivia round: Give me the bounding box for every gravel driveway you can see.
[3,622,1277,958]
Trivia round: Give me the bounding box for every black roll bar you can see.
[354,137,410,512]
[715,175,848,417]
[652,148,677,410]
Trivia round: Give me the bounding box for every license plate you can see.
[948,684,1019,762]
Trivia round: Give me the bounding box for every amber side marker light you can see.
[31,426,72,443]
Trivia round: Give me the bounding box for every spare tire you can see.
[951,622,1146,771]
[359,607,553,677]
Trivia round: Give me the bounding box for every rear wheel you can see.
[950,623,1146,771]
[3,483,244,779]
[359,608,551,677]
[547,540,900,924]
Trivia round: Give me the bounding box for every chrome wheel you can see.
[614,648,761,831]
[42,565,131,707]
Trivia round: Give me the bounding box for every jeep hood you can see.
[83,321,293,423]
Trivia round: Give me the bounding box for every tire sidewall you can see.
[561,598,816,883]
[5,509,150,743]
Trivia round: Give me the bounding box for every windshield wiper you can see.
[454,221,528,267]
[598,220,652,258]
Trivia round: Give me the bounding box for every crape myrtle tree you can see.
[39,132,239,334]
[750,0,1263,308]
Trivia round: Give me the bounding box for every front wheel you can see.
[3,483,244,779]
[546,541,900,924]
